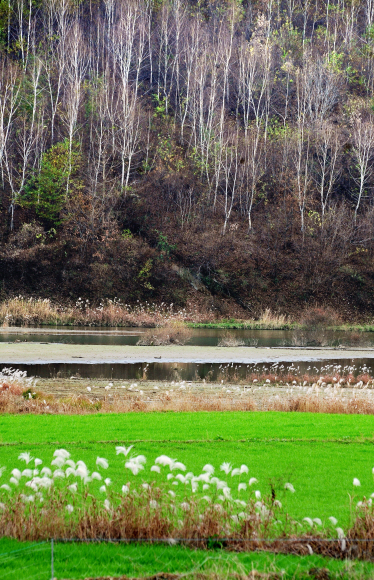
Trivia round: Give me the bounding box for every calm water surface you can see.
[2,327,373,379]
[1,327,374,347]
[4,358,373,381]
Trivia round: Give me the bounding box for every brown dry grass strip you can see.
[3,388,374,415]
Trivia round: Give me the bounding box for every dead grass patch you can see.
[0,389,256,414]
[2,383,374,415]
[300,307,342,329]
[137,322,192,346]
[2,487,374,563]
[249,310,289,329]
[0,297,202,328]
[264,395,374,415]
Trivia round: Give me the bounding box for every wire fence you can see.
[2,537,374,580]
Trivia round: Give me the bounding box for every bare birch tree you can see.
[221,128,240,235]
[312,122,341,223]
[237,14,272,229]
[351,113,374,221]
[293,67,312,238]
[5,46,46,229]
[111,2,145,191]
[61,21,87,196]
[302,56,341,125]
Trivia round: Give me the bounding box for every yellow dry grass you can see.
[256,309,289,329]
[0,297,195,327]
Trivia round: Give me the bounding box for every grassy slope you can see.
[2,538,374,580]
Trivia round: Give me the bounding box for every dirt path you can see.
[0,342,373,364]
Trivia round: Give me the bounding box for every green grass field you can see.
[2,410,374,443]
[1,411,374,578]
[1,537,374,580]
[1,412,374,523]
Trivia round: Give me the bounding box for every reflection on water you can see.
[3,358,373,381]
[1,327,374,347]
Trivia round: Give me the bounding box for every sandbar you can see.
[0,343,373,364]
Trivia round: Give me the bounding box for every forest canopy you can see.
[1,0,374,316]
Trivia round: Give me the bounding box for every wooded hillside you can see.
[1,0,374,318]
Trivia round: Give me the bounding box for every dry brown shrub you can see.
[4,376,374,416]
[0,387,256,414]
[300,306,342,329]
[137,322,192,345]
[0,297,61,326]
[4,386,374,415]
[0,382,23,395]
[2,489,374,564]
[9,222,45,249]
[257,374,279,383]
[355,373,372,384]
[0,368,30,402]
[0,390,102,414]
[0,493,256,542]
[0,297,217,327]
[265,395,374,415]
[94,392,255,413]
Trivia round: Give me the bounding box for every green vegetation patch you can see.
[1,412,374,524]
[1,411,374,444]
[1,537,374,580]
[188,321,298,330]
[0,440,373,523]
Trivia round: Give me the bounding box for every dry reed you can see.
[1,485,374,563]
[2,440,374,563]
[0,390,256,414]
[264,395,374,415]
[0,496,281,543]
[3,385,374,415]
[4,367,374,415]
[136,322,193,345]
[0,297,207,327]
[0,297,296,329]
[0,485,314,546]
[252,309,289,329]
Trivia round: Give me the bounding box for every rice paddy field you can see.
[2,412,374,578]
[1,411,374,524]
[3,336,374,578]
[2,537,374,580]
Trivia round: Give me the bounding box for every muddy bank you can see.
[1,343,374,364]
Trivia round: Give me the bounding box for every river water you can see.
[1,327,373,380]
[1,326,374,347]
[5,359,373,381]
